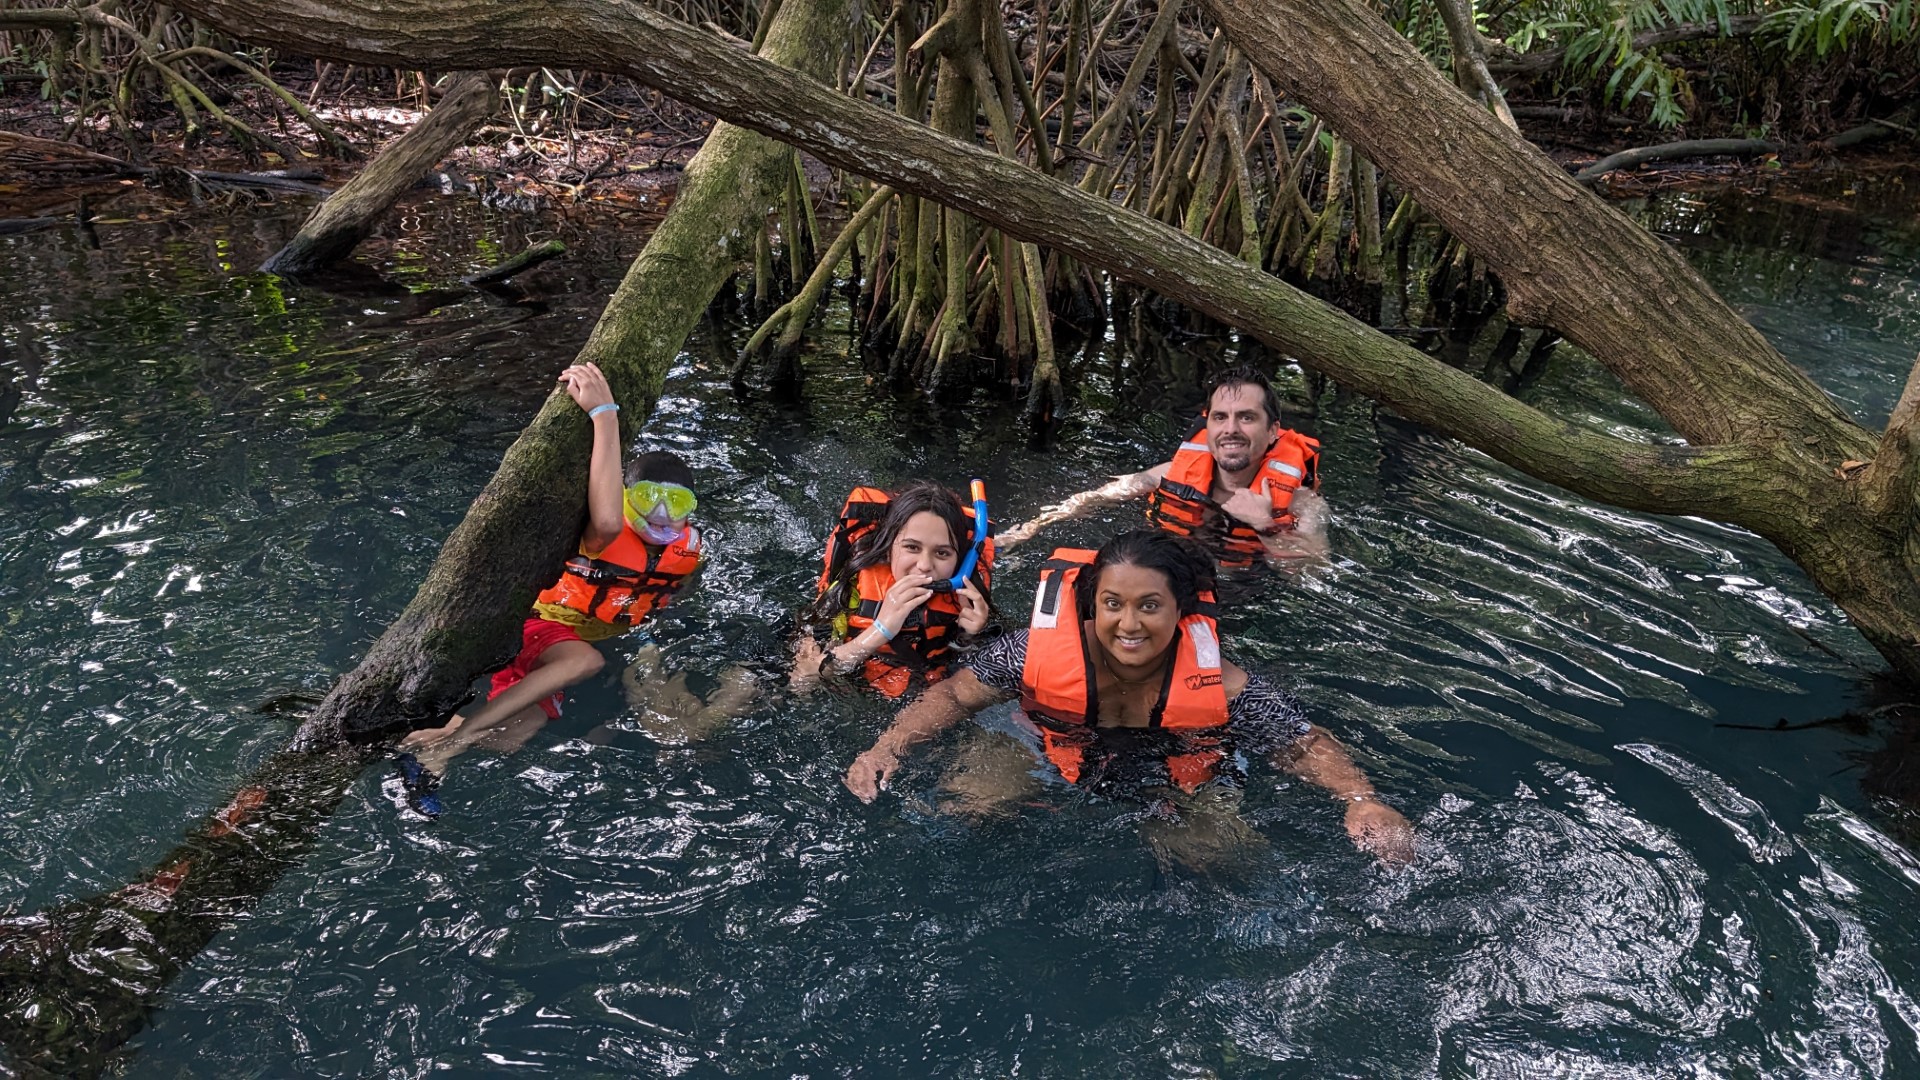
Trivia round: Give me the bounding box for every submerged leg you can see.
[1137,785,1269,878]
[402,638,604,774]
[620,643,760,744]
[937,729,1044,820]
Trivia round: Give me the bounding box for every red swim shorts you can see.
[487,617,584,720]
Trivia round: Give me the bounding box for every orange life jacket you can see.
[1018,549,1230,791]
[534,521,702,629]
[1146,426,1320,565]
[819,486,995,698]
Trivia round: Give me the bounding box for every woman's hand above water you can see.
[953,578,989,635]
[1345,798,1416,866]
[790,634,827,694]
[1276,723,1417,868]
[843,671,1012,804]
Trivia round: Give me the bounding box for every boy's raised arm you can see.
[559,362,625,555]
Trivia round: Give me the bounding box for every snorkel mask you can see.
[625,481,697,545]
[929,479,989,594]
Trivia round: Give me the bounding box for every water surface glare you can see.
[2,185,1918,1077]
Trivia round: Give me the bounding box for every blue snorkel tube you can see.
[931,479,989,593]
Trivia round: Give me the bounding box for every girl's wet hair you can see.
[806,481,981,625]
[1077,529,1216,621]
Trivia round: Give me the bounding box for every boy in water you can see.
[396,361,708,816]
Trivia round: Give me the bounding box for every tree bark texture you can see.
[162,0,1920,683]
[261,70,499,275]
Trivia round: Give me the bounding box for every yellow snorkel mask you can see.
[626,481,697,544]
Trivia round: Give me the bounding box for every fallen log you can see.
[1824,107,1918,150]
[262,71,498,275]
[1507,104,1636,129]
[1573,137,1780,184]
[463,238,567,286]
[0,217,64,235]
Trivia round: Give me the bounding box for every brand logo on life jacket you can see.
[1185,672,1222,690]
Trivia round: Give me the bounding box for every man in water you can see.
[998,366,1329,564]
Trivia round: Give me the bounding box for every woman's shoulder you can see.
[1221,659,1250,698]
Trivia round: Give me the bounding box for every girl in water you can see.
[793,480,994,699]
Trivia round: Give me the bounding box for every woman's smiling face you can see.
[1090,562,1181,672]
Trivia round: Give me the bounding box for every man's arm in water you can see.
[996,463,1170,551]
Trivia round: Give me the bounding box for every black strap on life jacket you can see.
[567,549,685,625]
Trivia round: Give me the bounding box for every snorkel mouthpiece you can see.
[639,520,687,545]
[930,479,989,594]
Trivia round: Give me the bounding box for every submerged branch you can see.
[1575,138,1780,184]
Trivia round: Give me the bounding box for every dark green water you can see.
[2,177,1918,1077]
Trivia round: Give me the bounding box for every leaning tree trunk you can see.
[162,0,1920,683]
[286,0,850,752]
[0,1,849,1072]
[1192,0,1920,679]
[262,70,499,275]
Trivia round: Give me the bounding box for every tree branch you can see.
[1575,138,1780,184]
[1196,0,1872,458]
[163,0,1773,520]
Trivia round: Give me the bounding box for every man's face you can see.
[1204,384,1280,474]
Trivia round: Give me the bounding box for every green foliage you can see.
[1766,0,1916,55]
[1490,0,1919,126]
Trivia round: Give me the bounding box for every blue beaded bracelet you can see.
[588,402,620,418]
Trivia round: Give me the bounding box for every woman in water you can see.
[844,529,1414,864]
[793,480,994,699]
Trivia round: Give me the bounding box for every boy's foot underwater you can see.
[394,753,443,819]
